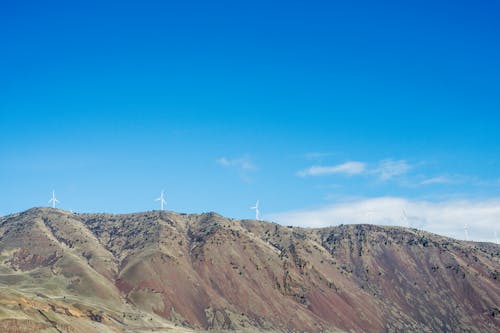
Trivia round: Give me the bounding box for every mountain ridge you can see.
[0,207,498,332]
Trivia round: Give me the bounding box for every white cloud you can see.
[420,176,453,185]
[372,159,411,181]
[304,152,334,160]
[217,156,257,182]
[267,197,500,243]
[297,161,366,177]
[297,159,411,181]
[217,156,256,171]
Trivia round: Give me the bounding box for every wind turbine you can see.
[494,231,499,245]
[464,224,469,241]
[155,190,166,211]
[250,200,260,220]
[365,210,375,224]
[48,190,60,208]
[401,209,410,228]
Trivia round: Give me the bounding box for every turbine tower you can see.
[464,224,469,241]
[48,190,60,208]
[250,200,260,220]
[365,210,375,224]
[495,231,499,245]
[155,190,166,211]
[401,209,410,228]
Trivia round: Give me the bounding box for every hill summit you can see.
[0,208,498,332]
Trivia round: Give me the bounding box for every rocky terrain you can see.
[0,207,498,332]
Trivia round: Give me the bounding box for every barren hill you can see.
[0,208,498,332]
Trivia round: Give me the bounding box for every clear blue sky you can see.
[1,1,499,234]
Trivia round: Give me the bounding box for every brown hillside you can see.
[0,208,498,332]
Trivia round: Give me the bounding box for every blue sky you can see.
[1,1,499,241]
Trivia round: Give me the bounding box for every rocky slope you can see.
[0,208,498,332]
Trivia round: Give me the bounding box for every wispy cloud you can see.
[420,176,454,185]
[267,197,500,243]
[417,174,493,187]
[304,152,334,160]
[217,156,256,171]
[297,158,411,181]
[296,157,497,193]
[297,161,366,177]
[474,178,500,187]
[371,159,411,181]
[217,155,257,182]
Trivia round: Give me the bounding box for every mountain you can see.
[0,208,498,333]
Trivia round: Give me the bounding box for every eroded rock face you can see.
[7,248,62,271]
[0,207,499,333]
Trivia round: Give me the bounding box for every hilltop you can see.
[0,208,498,332]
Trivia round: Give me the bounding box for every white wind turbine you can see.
[464,224,469,241]
[48,190,60,208]
[155,190,166,211]
[494,231,499,245]
[365,210,375,224]
[250,200,260,220]
[401,209,410,228]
